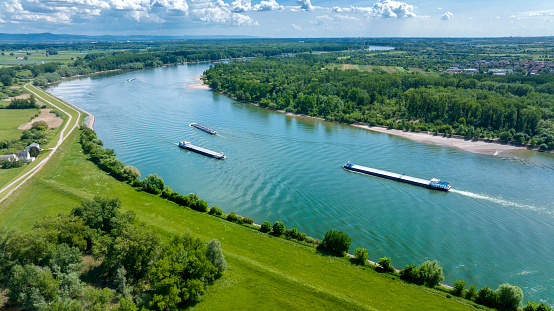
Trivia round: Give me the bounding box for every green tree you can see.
[114,298,138,311]
[465,285,477,300]
[142,174,165,195]
[226,212,238,222]
[378,257,394,272]
[496,283,524,310]
[400,264,422,284]
[83,287,114,311]
[354,248,368,265]
[121,166,140,181]
[148,234,217,310]
[272,221,285,236]
[71,197,121,233]
[320,230,351,256]
[476,286,499,308]
[206,239,227,276]
[452,279,466,297]
[419,260,444,287]
[7,264,58,310]
[260,221,272,233]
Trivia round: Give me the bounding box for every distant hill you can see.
[0,32,257,43]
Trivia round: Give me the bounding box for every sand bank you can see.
[187,76,210,90]
[352,124,527,156]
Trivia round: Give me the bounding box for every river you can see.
[48,63,554,305]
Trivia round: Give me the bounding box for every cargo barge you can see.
[190,123,217,135]
[343,162,450,191]
[179,141,225,159]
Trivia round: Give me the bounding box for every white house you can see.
[0,154,19,162]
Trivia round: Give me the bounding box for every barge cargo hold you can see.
[179,141,225,159]
[343,162,451,191]
[190,123,217,135]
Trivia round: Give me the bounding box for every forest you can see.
[204,54,554,149]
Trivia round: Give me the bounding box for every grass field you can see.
[0,121,484,310]
[323,64,427,75]
[0,108,38,141]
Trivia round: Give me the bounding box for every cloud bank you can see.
[441,11,453,21]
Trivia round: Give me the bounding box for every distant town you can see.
[445,60,554,75]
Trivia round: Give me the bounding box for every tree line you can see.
[204,56,554,150]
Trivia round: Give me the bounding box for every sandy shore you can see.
[352,125,528,156]
[187,76,210,90]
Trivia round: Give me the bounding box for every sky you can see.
[0,0,553,38]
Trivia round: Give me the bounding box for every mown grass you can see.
[0,108,39,141]
[0,126,481,310]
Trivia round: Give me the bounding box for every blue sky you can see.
[0,0,553,37]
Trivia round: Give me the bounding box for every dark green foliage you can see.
[377,257,395,272]
[525,302,554,311]
[260,221,272,233]
[465,285,477,300]
[6,96,38,109]
[354,248,368,265]
[47,243,82,275]
[226,212,238,222]
[142,174,165,195]
[31,120,49,130]
[121,166,140,181]
[148,234,217,310]
[242,217,254,225]
[114,298,138,311]
[94,220,161,283]
[0,159,22,169]
[452,279,466,297]
[400,264,422,284]
[476,286,499,308]
[83,287,114,311]
[496,283,524,310]
[33,214,88,251]
[206,239,227,276]
[7,264,59,310]
[419,260,444,288]
[272,221,285,236]
[208,206,223,215]
[190,198,208,212]
[71,196,121,234]
[320,230,351,256]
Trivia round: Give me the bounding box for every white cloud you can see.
[441,11,453,21]
[332,6,342,13]
[230,0,251,12]
[297,0,312,11]
[0,0,259,27]
[291,23,302,30]
[368,0,416,18]
[253,0,283,11]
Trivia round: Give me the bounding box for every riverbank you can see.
[194,76,544,156]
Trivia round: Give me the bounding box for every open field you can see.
[324,63,416,74]
[0,124,482,311]
[0,108,38,141]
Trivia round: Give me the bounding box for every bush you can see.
[378,257,395,272]
[320,230,351,256]
[400,264,422,284]
[122,166,140,181]
[209,206,223,215]
[419,260,444,287]
[142,174,165,195]
[465,285,477,300]
[31,120,48,130]
[284,228,299,240]
[226,212,238,222]
[272,221,285,236]
[452,279,466,297]
[476,286,499,308]
[190,199,208,212]
[539,143,548,151]
[496,283,523,310]
[260,221,272,233]
[206,239,227,277]
[354,248,368,265]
